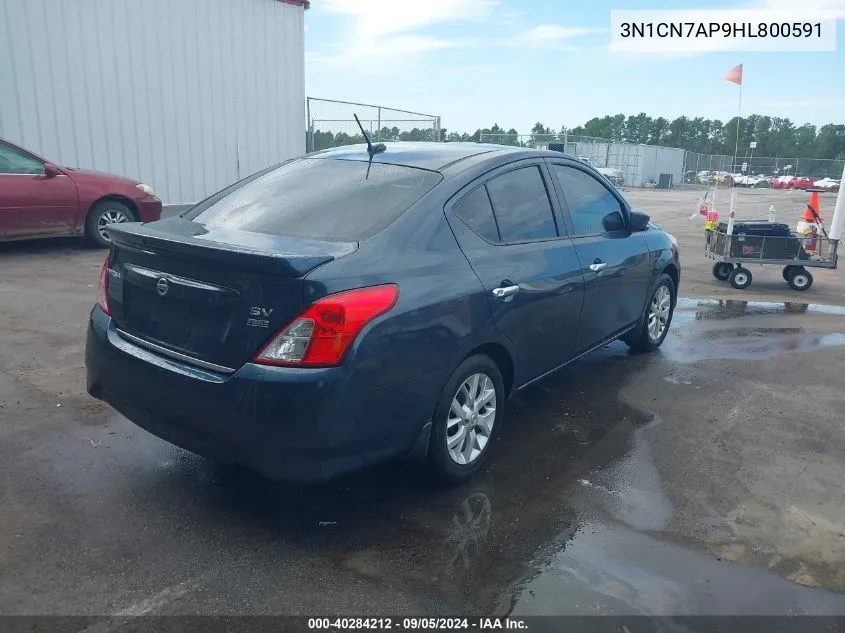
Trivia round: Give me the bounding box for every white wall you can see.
[0,0,305,204]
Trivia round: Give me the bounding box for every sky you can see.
[303,0,845,135]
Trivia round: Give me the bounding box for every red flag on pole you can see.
[723,64,743,85]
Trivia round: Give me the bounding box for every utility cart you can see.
[705,222,839,291]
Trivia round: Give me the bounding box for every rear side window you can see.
[186,158,442,241]
[485,167,558,242]
[454,186,500,243]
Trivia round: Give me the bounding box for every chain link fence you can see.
[480,131,842,190]
[680,152,734,187]
[307,98,441,152]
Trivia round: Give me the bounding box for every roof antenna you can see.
[354,113,385,180]
[354,113,386,157]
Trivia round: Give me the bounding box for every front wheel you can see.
[729,267,752,289]
[428,355,504,485]
[623,274,676,353]
[85,200,135,248]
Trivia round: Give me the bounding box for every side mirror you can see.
[602,212,627,233]
[43,163,61,178]
[629,208,650,232]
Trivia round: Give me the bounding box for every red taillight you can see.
[252,284,399,368]
[97,255,111,315]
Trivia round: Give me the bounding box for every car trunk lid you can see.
[105,219,357,371]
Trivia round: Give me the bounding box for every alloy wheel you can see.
[446,373,496,465]
[648,285,672,342]
[97,209,131,241]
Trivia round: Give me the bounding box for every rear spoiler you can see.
[106,221,357,277]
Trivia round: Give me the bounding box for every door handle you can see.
[492,285,520,298]
[589,262,607,272]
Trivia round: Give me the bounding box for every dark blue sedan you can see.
[85,143,680,484]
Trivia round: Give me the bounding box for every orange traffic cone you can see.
[802,191,823,222]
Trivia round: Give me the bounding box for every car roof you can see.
[307,142,560,171]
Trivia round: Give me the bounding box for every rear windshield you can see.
[185,158,442,241]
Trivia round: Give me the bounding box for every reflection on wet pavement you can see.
[675,298,845,320]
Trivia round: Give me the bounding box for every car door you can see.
[547,160,652,353]
[446,161,585,386]
[0,142,78,239]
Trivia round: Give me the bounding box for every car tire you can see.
[622,273,676,354]
[787,267,813,291]
[712,262,734,281]
[85,200,136,248]
[729,267,752,290]
[783,266,799,281]
[428,354,505,485]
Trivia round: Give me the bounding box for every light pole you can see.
[749,141,756,175]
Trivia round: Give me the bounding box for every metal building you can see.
[0,0,307,204]
[570,140,686,188]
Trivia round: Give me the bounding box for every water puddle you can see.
[504,520,845,616]
[498,412,845,616]
[665,298,845,363]
[663,329,845,363]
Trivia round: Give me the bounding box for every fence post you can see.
[377,107,381,142]
[306,97,313,153]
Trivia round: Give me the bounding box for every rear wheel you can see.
[712,262,734,281]
[787,267,813,291]
[85,200,135,248]
[623,274,676,353]
[428,355,504,484]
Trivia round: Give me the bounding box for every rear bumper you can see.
[85,307,444,483]
[137,196,163,222]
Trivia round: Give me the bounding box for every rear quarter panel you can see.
[304,188,508,391]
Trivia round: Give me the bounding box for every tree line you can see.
[309,113,845,163]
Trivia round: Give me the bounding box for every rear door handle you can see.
[589,261,607,272]
[492,285,520,298]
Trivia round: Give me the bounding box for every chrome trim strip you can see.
[116,329,236,374]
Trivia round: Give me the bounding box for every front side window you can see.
[0,144,44,175]
[551,165,626,236]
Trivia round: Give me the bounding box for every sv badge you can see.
[248,307,274,317]
[247,306,273,328]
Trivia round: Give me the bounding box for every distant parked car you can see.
[0,139,161,247]
[86,142,680,484]
[596,167,624,187]
[732,174,770,188]
[813,177,840,192]
[790,176,816,190]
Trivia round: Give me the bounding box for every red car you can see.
[0,139,162,247]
